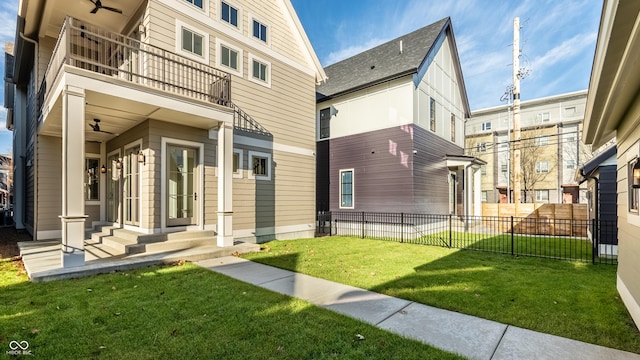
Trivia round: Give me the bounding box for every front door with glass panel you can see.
[167,145,197,226]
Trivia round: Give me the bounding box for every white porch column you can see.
[60,85,88,267]
[473,167,482,216]
[217,123,234,247]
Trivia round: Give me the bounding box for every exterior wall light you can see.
[100,165,107,174]
[137,150,145,164]
[633,161,640,188]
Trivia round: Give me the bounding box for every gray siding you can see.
[413,125,464,214]
[328,126,414,212]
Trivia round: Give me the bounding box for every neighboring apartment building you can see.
[4,0,325,267]
[583,0,640,330]
[466,91,591,204]
[316,18,484,216]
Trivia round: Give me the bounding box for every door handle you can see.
[194,193,197,200]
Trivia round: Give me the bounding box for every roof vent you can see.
[399,40,403,54]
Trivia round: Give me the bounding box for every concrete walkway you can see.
[197,256,640,360]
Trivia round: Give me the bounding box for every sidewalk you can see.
[197,256,640,360]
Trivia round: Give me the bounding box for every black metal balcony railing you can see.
[39,17,231,113]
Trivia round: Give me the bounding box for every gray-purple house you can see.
[316,17,484,216]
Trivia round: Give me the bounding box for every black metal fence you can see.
[316,211,618,265]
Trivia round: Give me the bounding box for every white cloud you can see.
[0,0,18,41]
[528,32,597,76]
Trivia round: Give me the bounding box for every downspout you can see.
[19,31,39,239]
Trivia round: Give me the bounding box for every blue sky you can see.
[0,0,602,155]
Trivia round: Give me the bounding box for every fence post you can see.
[511,216,514,256]
[361,211,365,239]
[401,213,404,243]
[329,212,332,236]
[448,214,452,248]
[592,219,597,265]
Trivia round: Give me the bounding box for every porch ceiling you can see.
[34,0,144,38]
[41,87,227,142]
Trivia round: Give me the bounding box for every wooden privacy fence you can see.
[482,203,588,237]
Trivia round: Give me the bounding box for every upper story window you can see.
[175,20,209,63]
[319,108,331,139]
[481,121,491,131]
[221,45,239,70]
[216,39,242,77]
[535,190,549,202]
[450,114,456,142]
[537,112,550,123]
[430,97,436,132]
[253,19,267,43]
[252,59,267,82]
[181,27,204,57]
[535,135,549,146]
[185,0,203,9]
[566,159,575,169]
[536,161,549,173]
[221,1,239,27]
[481,165,487,175]
[476,142,487,153]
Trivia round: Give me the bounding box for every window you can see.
[536,161,549,173]
[566,134,576,143]
[185,0,203,9]
[430,97,436,132]
[319,108,331,139]
[566,159,575,169]
[181,27,204,57]
[538,112,550,123]
[253,19,267,42]
[340,169,354,208]
[85,158,100,201]
[480,165,487,175]
[565,106,576,115]
[450,114,456,142]
[476,142,487,152]
[481,122,492,131]
[629,160,640,213]
[252,59,267,82]
[501,164,507,173]
[221,45,239,70]
[535,136,549,146]
[535,190,549,202]
[481,191,488,202]
[232,149,243,178]
[221,1,238,27]
[248,151,271,180]
[175,20,209,63]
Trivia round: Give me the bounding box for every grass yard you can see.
[242,236,640,354]
[0,258,462,359]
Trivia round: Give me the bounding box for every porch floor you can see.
[18,237,260,282]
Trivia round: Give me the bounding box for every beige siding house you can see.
[4,0,325,268]
[582,0,640,329]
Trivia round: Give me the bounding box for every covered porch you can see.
[36,17,237,268]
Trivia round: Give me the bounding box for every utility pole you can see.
[512,17,522,204]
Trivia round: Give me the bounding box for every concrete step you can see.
[84,238,126,259]
[128,237,213,254]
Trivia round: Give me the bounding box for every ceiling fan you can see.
[89,119,117,135]
[88,0,123,14]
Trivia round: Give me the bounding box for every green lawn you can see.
[242,236,640,353]
[0,258,462,360]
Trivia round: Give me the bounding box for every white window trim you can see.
[175,19,209,64]
[536,161,549,173]
[106,148,122,226]
[181,0,208,14]
[249,13,271,46]
[233,148,243,179]
[122,139,144,231]
[219,0,243,33]
[216,38,243,77]
[248,53,272,88]
[248,150,272,181]
[339,168,355,209]
[85,153,101,205]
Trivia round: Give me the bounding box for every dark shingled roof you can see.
[317,17,451,101]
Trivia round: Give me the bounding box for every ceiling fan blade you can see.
[90,6,100,14]
[102,6,123,14]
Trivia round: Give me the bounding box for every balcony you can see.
[39,17,231,116]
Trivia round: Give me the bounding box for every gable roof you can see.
[580,145,617,176]
[316,17,469,115]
